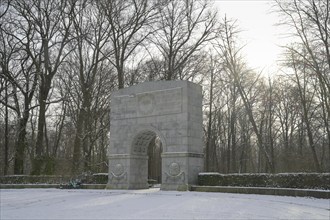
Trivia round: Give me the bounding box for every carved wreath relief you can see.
[110,163,127,181]
[114,163,124,176]
[138,93,155,115]
[165,162,185,182]
[169,162,180,176]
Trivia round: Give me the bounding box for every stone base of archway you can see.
[161,183,190,191]
[105,183,190,191]
[107,153,204,191]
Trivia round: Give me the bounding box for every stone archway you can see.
[107,81,203,190]
[128,128,164,189]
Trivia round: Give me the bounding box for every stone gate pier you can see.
[107,81,203,190]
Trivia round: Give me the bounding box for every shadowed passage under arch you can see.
[131,130,162,185]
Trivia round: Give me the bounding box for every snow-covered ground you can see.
[1,188,329,219]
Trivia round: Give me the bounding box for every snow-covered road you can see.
[1,188,329,219]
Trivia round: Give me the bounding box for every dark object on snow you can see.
[59,179,82,189]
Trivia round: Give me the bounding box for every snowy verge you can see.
[0,183,107,190]
[1,188,329,219]
[0,173,108,184]
[191,185,329,199]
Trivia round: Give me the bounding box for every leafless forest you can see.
[0,0,329,176]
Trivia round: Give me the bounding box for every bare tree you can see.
[0,0,10,19]
[0,7,38,174]
[56,0,116,174]
[150,0,219,80]
[275,0,330,171]
[214,17,275,173]
[272,77,300,171]
[100,0,156,89]
[275,0,330,156]
[285,49,322,172]
[204,55,220,172]
[7,0,76,174]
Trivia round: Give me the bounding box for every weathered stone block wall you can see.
[107,81,203,190]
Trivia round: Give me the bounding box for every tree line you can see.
[0,0,329,176]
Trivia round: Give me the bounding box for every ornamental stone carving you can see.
[138,93,155,115]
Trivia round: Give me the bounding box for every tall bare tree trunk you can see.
[32,79,51,174]
[4,81,9,175]
[291,53,322,172]
[268,79,275,172]
[206,63,214,171]
[72,107,85,175]
[230,87,237,172]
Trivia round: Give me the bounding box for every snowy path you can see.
[1,188,329,219]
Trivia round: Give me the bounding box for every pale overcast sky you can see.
[214,0,288,75]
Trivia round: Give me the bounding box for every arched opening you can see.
[131,130,163,188]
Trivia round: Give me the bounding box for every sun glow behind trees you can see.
[214,0,288,76]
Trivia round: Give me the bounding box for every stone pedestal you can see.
[107,81,203,190]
